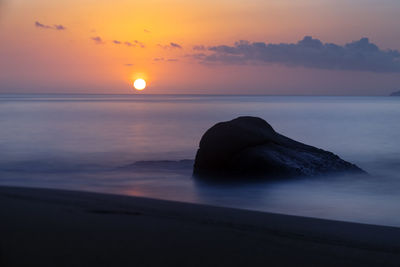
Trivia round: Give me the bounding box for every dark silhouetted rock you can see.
[193,116,365,179]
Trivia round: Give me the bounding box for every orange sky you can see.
[1,0,400,95]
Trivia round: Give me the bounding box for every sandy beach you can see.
[0,186,399,266]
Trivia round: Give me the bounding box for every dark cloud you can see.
[167,58,179,62]
[159,42,183,49]
[192,36,400,73]
[124,63,134,66]
[154,57,164,61]
[144,29,150,33]
[113,40,121,44]
[170,42,182,49]
[35,21,66,31]
[90,36,104,44]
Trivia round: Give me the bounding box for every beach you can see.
[1,186,399,266]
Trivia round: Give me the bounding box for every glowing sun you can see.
[133,78,146,90]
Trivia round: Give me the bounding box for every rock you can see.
[390,90,400,96]
[193,116,365,179]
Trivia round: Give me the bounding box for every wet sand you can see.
[0,186,399,266]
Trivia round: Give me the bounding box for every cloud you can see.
[144,29,150,33]
[97,38,145,47]
[35,21,51,29]
[137,41,145,48]
[159,42,183,49]
[90,36,104,44]
[193,45,206,51]
[124,40,145,48]
[170,42,182,49]
[54,24,66,30]
[35,21,66,31]
[153,58,179,62]
[192,36,400,73]
[187,53,207,60]
[124,63,134,66]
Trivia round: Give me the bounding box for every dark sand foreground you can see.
[1,186,400,266]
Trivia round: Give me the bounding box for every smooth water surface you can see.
[1,94,400,226]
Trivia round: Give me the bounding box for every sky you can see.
[0,0,400,95]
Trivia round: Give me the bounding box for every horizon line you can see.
[0,93,395,97]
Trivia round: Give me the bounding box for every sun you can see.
[133,78,146,90]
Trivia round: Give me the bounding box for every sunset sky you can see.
[1,0,400,95]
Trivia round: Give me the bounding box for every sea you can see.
[1,94,400,227]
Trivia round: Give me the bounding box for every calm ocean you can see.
[1,94,400,226]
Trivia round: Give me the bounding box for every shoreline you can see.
[1,185,400,266]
